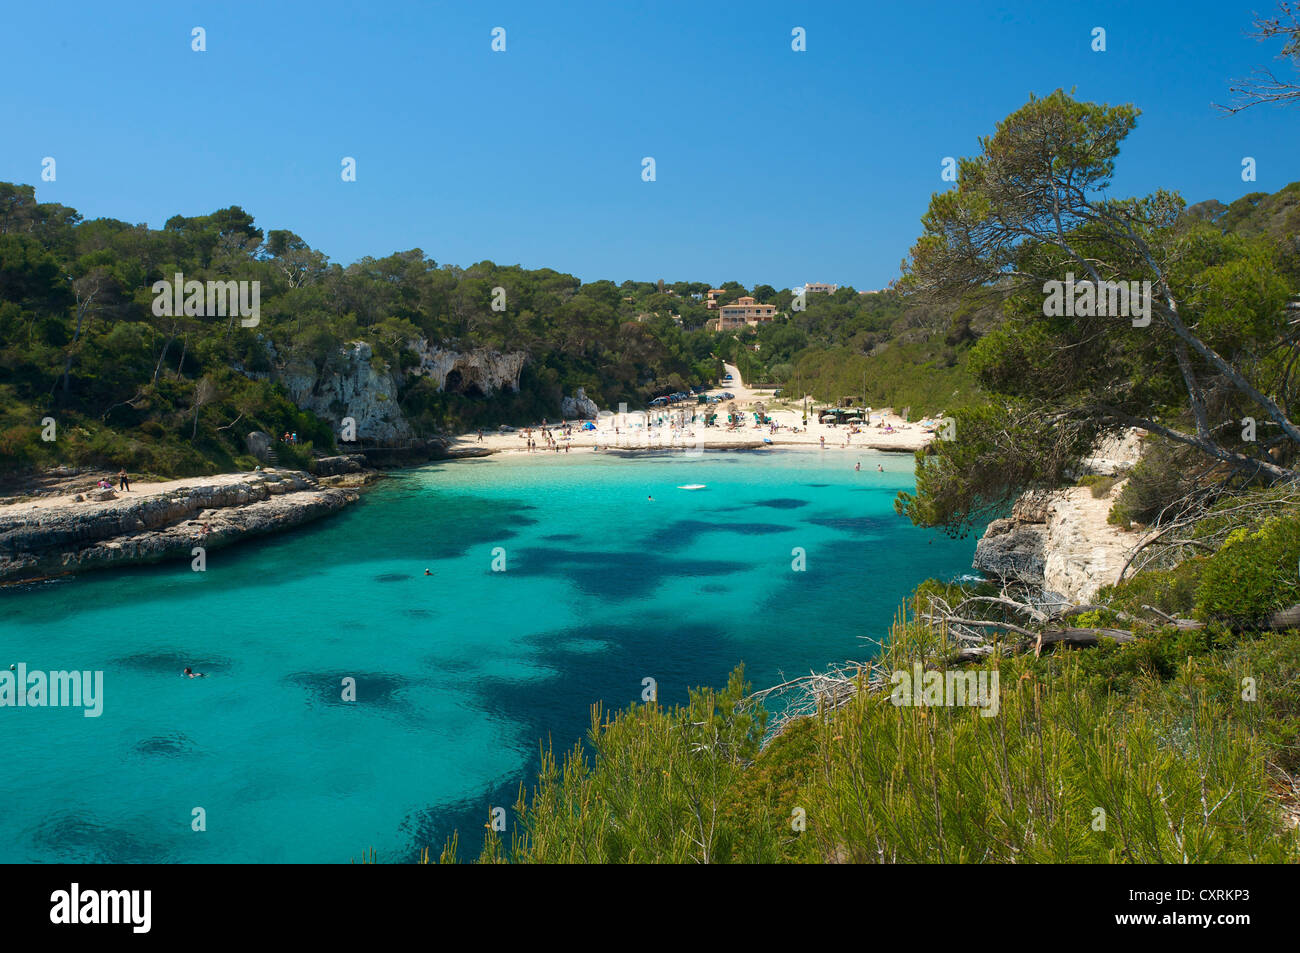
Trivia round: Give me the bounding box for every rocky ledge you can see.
[972,428,1151,604]
[973,484,1151,605]
[0,469,361,585]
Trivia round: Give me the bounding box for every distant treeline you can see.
[0,182,981,476]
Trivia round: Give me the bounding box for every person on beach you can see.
[819,436,825,449]
[477,429,484,442]
[118,468,131,492]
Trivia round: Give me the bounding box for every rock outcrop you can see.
[246,430,271,461]
[561,387,599,420]
[275,341,412,442]
[310,454,367,477]
[1079,428,1145,476]
[243,339,529,441]
[0,470,360,584]
[973,483,1152,604]
[407,341,527,397]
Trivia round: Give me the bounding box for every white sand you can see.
[447,364,941,458]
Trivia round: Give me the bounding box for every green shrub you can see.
[1109,439,1202,527]
[1194,511,1300,626]
[1100,557,1207,619]
[1078,474,1118,498]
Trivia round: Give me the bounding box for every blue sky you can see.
[2,0,1296,290]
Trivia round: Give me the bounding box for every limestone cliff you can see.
[407,340,527,397]
[972,429,1151,604]
[247,339,528,440]
[973,483,1152,604]
[276,341,410,441]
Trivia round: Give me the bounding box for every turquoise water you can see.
[0,449,977,863]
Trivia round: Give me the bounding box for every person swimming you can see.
[424,569,433,575]
[182,667,207,678]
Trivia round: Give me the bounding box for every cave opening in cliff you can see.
[443,368,484,398]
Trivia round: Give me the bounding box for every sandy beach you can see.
[446,364,942,458]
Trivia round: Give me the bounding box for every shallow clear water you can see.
[0,449,977,862]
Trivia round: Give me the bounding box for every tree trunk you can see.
[153,322,177,383]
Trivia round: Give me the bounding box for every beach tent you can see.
[582,422,596,430]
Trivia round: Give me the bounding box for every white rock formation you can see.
[244,338,529,441]
[561,387,599,420]
[974,482,1153,604]
[1080,428,1145,476]
[407,340,527,396]
[278,341,411,441]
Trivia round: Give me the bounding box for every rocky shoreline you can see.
[971,431,1150,604]
[0,467,373,586]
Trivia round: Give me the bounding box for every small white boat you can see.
[678,484,707,490]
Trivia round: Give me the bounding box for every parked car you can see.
[722,374,733,382]
[721,392,735,400]
[649,397,669,407]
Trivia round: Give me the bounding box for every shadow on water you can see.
[804,515,895,535]
[134,732,197,757]
[283,671,433,727]
[506,545,751,599]
[642,519,793,551]
[113,651,234,675]
[30,811,175,864]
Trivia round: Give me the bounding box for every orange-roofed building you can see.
[717,296,777,329]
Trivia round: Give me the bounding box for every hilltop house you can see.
[716,296,777,330]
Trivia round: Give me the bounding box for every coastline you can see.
[0,391,937,585]
[0,468,371,586]
[444,405,937,458]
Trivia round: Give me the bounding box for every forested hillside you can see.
[4,164,1296,480]
[0,187,718,476]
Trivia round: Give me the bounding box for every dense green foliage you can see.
[0,181,983,477]
[893,91,1300,534]
[1195,511,1300,625]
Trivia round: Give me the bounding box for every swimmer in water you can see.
[424,569,432,576]
[648,495,654,502]
[877,464,884,472]
[182,667,207,678]
[855,462,861,471]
